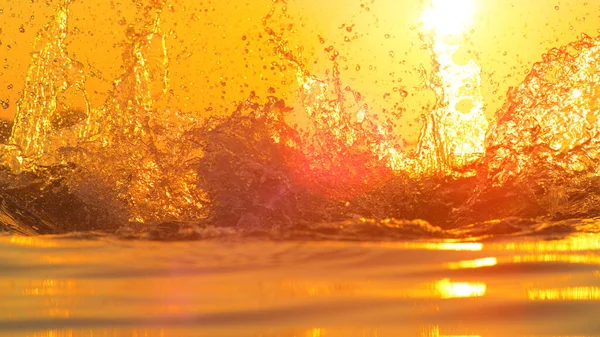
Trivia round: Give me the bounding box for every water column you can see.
[416,0,488,176]
[8,0,90,166]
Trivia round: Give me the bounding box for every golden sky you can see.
[0,0,598,145]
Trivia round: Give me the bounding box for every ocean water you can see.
[1,228,599,337]
[2,1,600,336]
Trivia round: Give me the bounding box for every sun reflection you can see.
[26,331,75,337]
[448,257,497,269]
[9,236,58,247]
[398,241,483,251]
[433,279,486,298]
[496,234,600,252]
[528,287,600,301]
[513,254,600,265]
[309,328,322,337]
[25,329,174,337]
[420,325,481,337]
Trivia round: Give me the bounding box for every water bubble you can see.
[355,64,361,71]
[19,25,25,33]
[555,5,559,10]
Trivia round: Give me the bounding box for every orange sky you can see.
[0,0,598,145]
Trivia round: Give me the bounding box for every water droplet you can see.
[19,25,25,33]
[355,65,361,71]
[344,36,351,42]
[555,5,559,10]
[242,35,247,41]
[384,34,390,39]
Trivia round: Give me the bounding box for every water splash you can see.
[485,34,600,183]
[261,3,403,198]
[9,1,89,165]
[416,0,488,176]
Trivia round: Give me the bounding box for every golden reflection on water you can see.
[24,329,174,337]
[387,242,483,251]
[270,277,490,300]
[382,233,600,253]
[5,278,95,321]
[26,331,74,337]
[494,234,600,252]
[419,325,480,337]
[9,236,59,248]
[433,279,486,299]
[448,257,497,269]
[22,279,81,296]
[527,287,600,301]
[513,254,600,265]
[309,328,322,337]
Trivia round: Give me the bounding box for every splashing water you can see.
[1,0,600,238]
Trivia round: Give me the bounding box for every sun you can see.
[421,0,476,36]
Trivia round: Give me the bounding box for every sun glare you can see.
[434,279,486,298]
[421,0,476,36]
